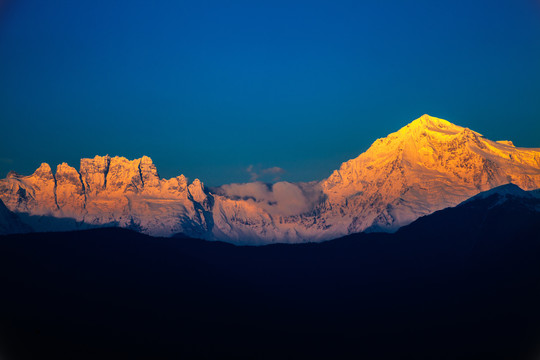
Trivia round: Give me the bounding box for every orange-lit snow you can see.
[1,115,539,244]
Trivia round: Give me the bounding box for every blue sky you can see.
[1,0,539,185]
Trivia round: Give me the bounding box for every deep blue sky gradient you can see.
[1,0,539,185]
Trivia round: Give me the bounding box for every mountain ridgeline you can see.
[1,115,540,244]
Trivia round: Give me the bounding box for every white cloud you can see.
[215,181,323,216]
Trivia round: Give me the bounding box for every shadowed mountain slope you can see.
[1,184,540,359]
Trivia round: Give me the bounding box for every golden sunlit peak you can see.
[394,115,461,138]
[32,162,53,176]
[409,114,453,129]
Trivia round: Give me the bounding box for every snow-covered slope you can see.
[321,115,540,234]
[0,156,213,237]
[462,183,540,208]
[1,115,539,243]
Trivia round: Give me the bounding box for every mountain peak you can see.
[35,162,52,172]
[408,114,454,129]
[394,114,483,140]
[385,115,467,143]
[188,178,207,204]
[6,171,21,179]
[31,163,54,180]
[465,183,534,203]
[140,155,154,164]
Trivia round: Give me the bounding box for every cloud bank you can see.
[213,181,324,217]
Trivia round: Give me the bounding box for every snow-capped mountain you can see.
[1,114,539,243]
[463,183,540,206]
[0,156,212,237]
[321,115,540,233]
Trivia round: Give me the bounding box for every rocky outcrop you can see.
[56,163,86,213]
[0,163,57,215]
[139,155,160,190]
[80,155,111,197]
[1,115,539,243]
[0,155,210,237]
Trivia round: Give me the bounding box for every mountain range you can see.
[1,114,539,244]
